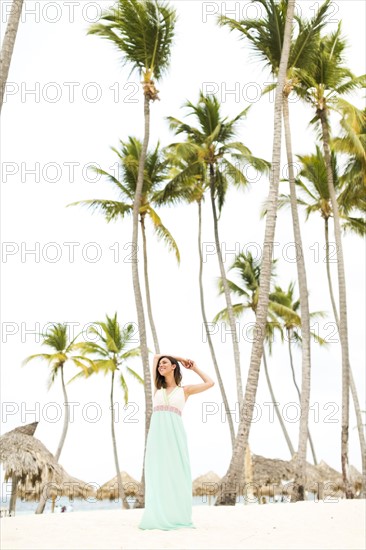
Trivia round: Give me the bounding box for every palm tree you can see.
[0,0,24,112]
[68,137,180,354]
[22,323,94,513]
[213,251,295,457]
[279,146,366,496]
[269,281,329,465]
[88,1,177,507]
[218,0,331,502]
[214,0,296,506]
[167,92,270,406]
[71,313,142,509]
[295,24,365,497]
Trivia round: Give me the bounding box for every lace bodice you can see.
[153,386,186,413]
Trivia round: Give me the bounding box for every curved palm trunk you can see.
[36,363,69,514]
[198,200,235,449]
[214,0,295,506]
[0,0,24,113]
[140,213,160,353]
[325,219,366,497]
[283,95,312,501]
[132,93,153,509]
[287,333,318,465]
[262,347,294,456]
[110,370,128,509]
[209,165,243,405]
[319,108,353,498]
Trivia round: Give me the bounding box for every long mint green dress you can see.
[138,385,196,531]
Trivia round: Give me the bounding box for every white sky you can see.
[1,0,365,492]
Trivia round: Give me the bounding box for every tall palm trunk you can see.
[110,370,128,509]
[214,0,295,506]
[318,107,353,498]
[287,333,318,465]
[36,363,69,514]
[55,365,69,461]
[324,219,365,496]
[349,370,366,497]
[9,473,18,516]
[132,94,153,509]
[209,165,243,405]
[283,94,312,500]
[0,0,24,112]
[198,199,235,449]
[262,347,295,456]
[324,218,339,320]
[140,213,160,353]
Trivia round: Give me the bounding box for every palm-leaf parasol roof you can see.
[97,471,141,500]
[0,423,64,486]
[192,471,221,496]
[0,423,96,501]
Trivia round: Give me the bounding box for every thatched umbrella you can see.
[192,471,221,505]
[0,422,64,515]
[314,461,364,497]
[0,422,96,515]
[7,422,39,436]
[238,453,329,500]
[314,460,346,498]
[97,471,141,505]
[17,472,96,511]
[247,454,362,500]
[251,454,295,486]
[316,460,343,483]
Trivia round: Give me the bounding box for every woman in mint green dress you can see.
[138,354,215,531]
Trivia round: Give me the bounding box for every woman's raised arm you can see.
[184,361,215,397]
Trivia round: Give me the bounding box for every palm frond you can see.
[212,303,246,323]
[93,358,117,373]
[121,346,141,360]
[73,341,110,358]
[125,366,144,384]
[88,0,177,80]
[341,217,366,237]
[147,206,180,263]
[71,355,97,369]
[119,373,129,405]
[46,364,60,391]
[67,199,132,223]
[22,353,52,367]
[216,276,250,298]
[67,367,95,384]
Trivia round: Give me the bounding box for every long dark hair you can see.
[155,356,182,389]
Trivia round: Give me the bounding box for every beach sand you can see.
[1,499,364,550]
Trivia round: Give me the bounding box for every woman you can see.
[138,354,215,531]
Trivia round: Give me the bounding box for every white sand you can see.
[1,499,365,550]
